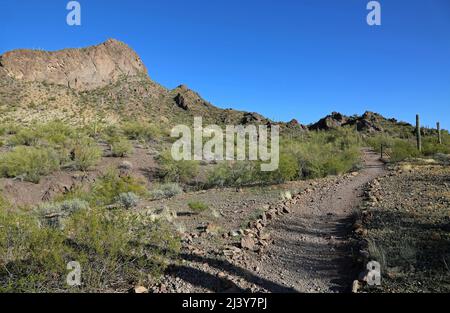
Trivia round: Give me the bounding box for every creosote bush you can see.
[0,146,60,183]
[68,137,102,171]
[0,206,180,292]
[122,122,162,141]
[89,169,147,206]
[150,183,183,200]
[110,137,133,157]
[188,201,209,213]
[115,192,140,209]
[157,150,199,184]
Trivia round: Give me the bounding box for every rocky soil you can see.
[355,162,450,293]
[150,149,386,293]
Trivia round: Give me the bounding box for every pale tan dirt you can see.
[249,149,385,292]
[153,149,386,293]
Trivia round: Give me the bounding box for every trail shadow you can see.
[166,252,297,293]
[266,214,359,293]
[167,264,246,293]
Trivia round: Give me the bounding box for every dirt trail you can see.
[254,149,385,292]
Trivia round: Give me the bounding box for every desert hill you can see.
[0,39,425,138]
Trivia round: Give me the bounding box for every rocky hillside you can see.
[309,111,416,136]
[0,39,424,137]
[0,39,274,128]
[0,39,147,91]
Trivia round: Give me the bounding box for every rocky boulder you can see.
[0,38,148,91]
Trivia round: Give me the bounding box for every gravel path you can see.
[254,149,385,292]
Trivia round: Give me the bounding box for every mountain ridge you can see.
[0,39,422,136]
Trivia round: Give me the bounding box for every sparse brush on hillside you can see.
[188,201,209,213]
[150,183,183,200]
[109,137,133,157]
[206,128,362,188]
[122,122,164,142]
[87,168,147,207]
[0,146,60,183]
[0,205,180,292]
[67,137,102,171]
[366,132,450,162]
[157,150,199,184]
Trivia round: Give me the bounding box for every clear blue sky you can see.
[1,0,449,128]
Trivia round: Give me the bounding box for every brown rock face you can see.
[0,39,148,91]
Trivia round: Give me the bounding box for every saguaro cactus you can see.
[437,122,442,144]
[416,114,422,152]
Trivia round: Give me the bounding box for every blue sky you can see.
[1,0,449,128]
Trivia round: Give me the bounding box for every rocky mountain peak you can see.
[0,38,148,91]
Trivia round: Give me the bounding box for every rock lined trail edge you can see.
[250,148,385,293]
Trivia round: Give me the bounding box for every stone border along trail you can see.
[240,148,386,293]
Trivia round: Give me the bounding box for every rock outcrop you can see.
[309,112,349,130]
[309,111,412,133]
[0,39,148,91]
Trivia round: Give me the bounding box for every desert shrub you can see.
[422,136,450,156]
[37,121,76,146]
[157,150,199,184]
[188,201,209,213]
[150,183,183,200]
[102,124,122,139]
[0,146,60,183]
[110,137,133,157]
[261,152,300,184]
[35,199,90,228]
[7,122,77,148]
[389,139,420,162]
[0,194,9,210]
[64,208,180,291]
[0,123,20,135]
[366,134,395,153]
[68,137,102,171]
[115,192,140,209]
[7,128,40,146]
[0,207,180,292]
[366,134,420,162]
[89,169,147,206]
[206,161,261,187]
[0,209,68,292]
[284,130,362,179]
[122,122,162,141]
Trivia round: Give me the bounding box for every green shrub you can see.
[0,209,68,292]
[7,128,40,146]
[207,161,261,187]
[158,150,199,184]
[110,138,133,157]
[390,140,420,162]
[115,192,140,209]
[69,137,102,171]
[150,183,183,200]
[122,122,162,141]
[0,194,9,210]
[0,146,60,183]
[0,206,180,292]
[35,199,90,228]
[90,169,147,206]
[188,201,209,213]
[261,152,299,184]
[422,137,450,156]
[283,130,362,179]
[37,121,76,146]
